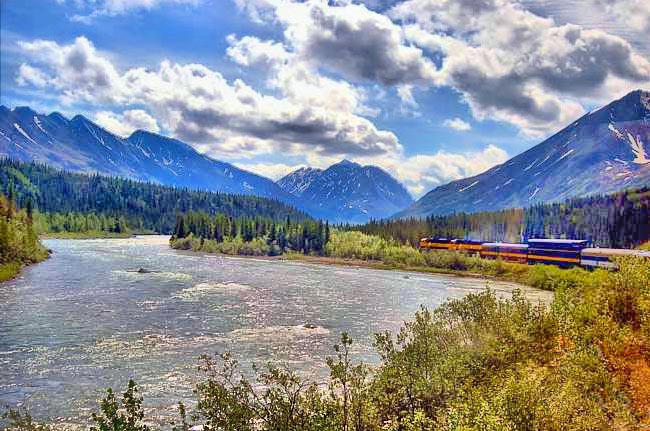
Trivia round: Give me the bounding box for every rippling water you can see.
[0,236,551,428]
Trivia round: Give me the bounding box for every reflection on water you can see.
[0,235,551,428]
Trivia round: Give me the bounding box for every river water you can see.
[0,236,551,427]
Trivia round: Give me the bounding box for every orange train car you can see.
[418,238,454,251]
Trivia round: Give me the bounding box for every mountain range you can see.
[278,160,413,223]
[0,106,411,222]
[395,89,650,218]
[2,90,649,223]
[0,105,293,202]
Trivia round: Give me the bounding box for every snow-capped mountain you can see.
[395,89,650,218]
[278,159,413,223]
[0,106,297,204]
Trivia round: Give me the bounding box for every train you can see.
[418,237,650,270]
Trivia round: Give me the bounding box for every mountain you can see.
[0,106,296,204]
[278,159,413,223]
[395,89,650,219]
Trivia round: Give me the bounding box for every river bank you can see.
[39,231,139,240]
[171,236,589,292]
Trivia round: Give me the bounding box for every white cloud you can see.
[443,117,471,132]
[392,0,650,136]
[18,36,401,161]
[358,144,509,196]
[69,0,200,23]
[18,37,124,105]
[597,0,650,35]
[16,64,51,87]
[94,109,160,137]
[237,0,437,86]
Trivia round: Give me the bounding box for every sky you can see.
[1,0,649,197]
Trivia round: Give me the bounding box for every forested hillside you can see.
[356,187,650,248]
[171,212,330,256]
[0,159,309,235]
[0,188,49,281]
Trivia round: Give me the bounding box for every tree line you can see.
[172,211,330,256]
[0,159,309,235]
[0,184,48,281]
[353,187,650,248]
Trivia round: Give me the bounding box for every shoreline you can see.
[0,253,51,283]
[171,245,535,287]
[39,232,139,240]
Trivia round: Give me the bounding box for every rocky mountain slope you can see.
[395,89,650,218]
[278,160,413,223]
[0,106,296,203]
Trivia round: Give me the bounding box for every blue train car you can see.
[527,239,589,268]
[480,243,529,263]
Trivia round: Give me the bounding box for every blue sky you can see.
[1,0,649,196]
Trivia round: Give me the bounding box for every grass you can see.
[0,262,22,283]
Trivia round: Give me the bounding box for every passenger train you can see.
[418,237,650,269]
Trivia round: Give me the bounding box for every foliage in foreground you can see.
[4,258,650,430]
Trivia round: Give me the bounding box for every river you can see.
[0,236,551,428]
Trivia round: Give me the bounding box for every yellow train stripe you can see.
[528,254,579,263]
[480,251,527,259]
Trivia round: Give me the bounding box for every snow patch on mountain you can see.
[459,180,479,192]
[627,133,649,164]
[14,123,37,145]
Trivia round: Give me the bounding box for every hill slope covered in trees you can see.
[356,187,650,248]
[0,159,309,235]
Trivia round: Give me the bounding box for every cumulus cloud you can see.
[237,0,437,86]
[69,0,200,23]
[392,0,650,135]
[95,109,160,137]
[443,117,471,131]
[358,144,509,196]
[18,37,124,104]
[17,36,401,160]
[16,64,51,87]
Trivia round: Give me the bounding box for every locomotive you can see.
[418,237,650,269]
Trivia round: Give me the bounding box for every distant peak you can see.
[47,111,69,123]
[12,106,37,116]
[71,114,90,123]
[334,159,360,168]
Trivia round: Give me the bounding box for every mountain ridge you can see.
[278,159,414,223]
[0,105,300,206]
[394,89,650,219]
